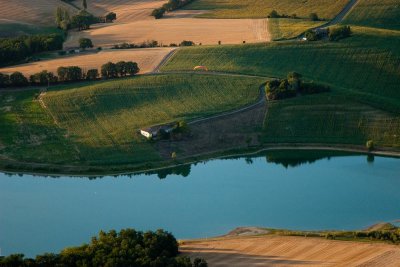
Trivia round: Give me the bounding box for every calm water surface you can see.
[0,151,399,257]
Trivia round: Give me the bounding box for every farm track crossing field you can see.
[184,0,350,19]
[343,0,400,30]
[0,48,175,76]
[2,74,262,166]
[162,27,400,113]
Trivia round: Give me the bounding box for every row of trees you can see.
[0,229,208,267]
[55,7,115,31]
[152,0,196,19]
[0,34,64,66]
[0,61,140,88]
[268,10,320,21]
[265,72,330,100]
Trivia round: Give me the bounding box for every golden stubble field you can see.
[0,48,175,75]
[0,0,75,25]
[181,235,400,266]
[64,0,271,48]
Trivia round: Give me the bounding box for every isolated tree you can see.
[269,10,280,18]
[287,71,302,91]
[366,140,374,151]
[151,8,166,19]
[309,12,319,21]
[79,38,93,49]
[105,12,117,22]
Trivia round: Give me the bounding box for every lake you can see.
[0,150,399,257]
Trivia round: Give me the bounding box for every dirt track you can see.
[181,235,400,266]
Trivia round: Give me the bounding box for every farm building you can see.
[140,122,177,139]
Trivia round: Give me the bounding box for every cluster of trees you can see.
[268,10,298,19]
[101,61,140,79]
[326,229,400,243]
[55,7,104,31]
[0,61,139,88]
[265,72,330,100]
[0,229,208,267]
[152,0,196,19]
[328,25,351,41]
[113,40,159,49]
[0,34,64,66]
[305,25,351,42]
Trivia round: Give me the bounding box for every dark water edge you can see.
[0,150,399,257]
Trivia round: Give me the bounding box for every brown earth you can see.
[0,48,175,75]
[181,234,400,266]
[0,0,76,25]
[155,90,267,159]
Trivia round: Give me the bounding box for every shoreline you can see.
[1,143,399,177]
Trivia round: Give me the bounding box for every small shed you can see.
[140,122,177,139]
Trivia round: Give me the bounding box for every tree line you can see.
[305,25,352,41]
[152,0,196,19]
[0,34,64,66]
[0,61,140,88]
[265,72,330,100]
[55,7,116,31]
[0,229,208,267]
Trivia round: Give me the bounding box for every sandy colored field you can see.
[0,0,75,25]
[181,235,400,266]
[0,48,174,75]
[65,17,270,48]
[72,0,167,22]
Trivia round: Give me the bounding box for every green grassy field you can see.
[163,27,400,113]
[0,74,264,169]
[263,93,400,147]
[343,0,400,30]
[185,0,350,19]
[0,23,62,38]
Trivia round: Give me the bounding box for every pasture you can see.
[263,93,400,147]
[0,74,264,169]
[343,0,400,30]
[162,26,400,113]
[268,19,322,40]
[184,0,350,19]
[0,48,175,76]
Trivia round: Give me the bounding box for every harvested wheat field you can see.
[74,0,167,22]
[0,48,174,75]
[181,235,400,266]
[0,0,76,25]
[65,17,270,48]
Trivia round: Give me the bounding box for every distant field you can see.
[0,74,263,167]
[64,18,270,48]
[0,0,76,26]
[343,0,400,30]
[0,21,62,38]
[163,27,400,112]
[268,19,322,40]
[184,0,350,19]
[263,93,400,147]
[0,48,174,76]
[71,0,166,22]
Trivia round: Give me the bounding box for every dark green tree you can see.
[86,69,99,80]
[9,71,28,86]
[125,61,140,75]
[79,38,93,50]
[82,0,87,10]
[101,62,118,78]
[309,12,319,21]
